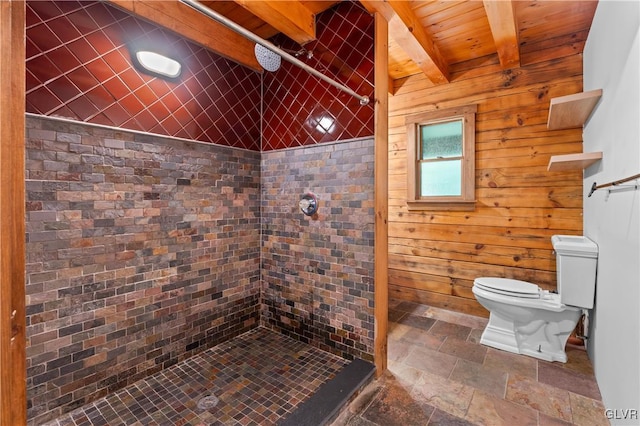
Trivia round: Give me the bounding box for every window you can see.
[406,105,477,211]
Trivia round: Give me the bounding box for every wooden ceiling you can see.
[110,0,598,84]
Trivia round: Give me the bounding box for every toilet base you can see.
[480,323,520,355]
[480,310,578,363]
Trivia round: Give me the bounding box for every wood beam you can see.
[361,0,450,85]
[373,12,389,377]
[483,0,520,69]
[109,0,262,71]
[0,1,26,425]
[233,0,316,45]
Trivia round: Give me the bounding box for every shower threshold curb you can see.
[278,358,376,426]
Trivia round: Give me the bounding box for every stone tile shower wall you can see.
[261,138,375,361]
[25,116,261,425]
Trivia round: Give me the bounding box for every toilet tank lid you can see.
[474,277,539,295]
[551,235,598,258]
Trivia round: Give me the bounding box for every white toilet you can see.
[472,235,598,363]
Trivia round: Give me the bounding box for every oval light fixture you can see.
[135,50,182,79]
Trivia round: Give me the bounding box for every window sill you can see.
[406,200,476,212]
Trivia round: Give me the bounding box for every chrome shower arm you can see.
[180,0,370,106]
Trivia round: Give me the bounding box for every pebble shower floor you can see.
[42,328,348,426]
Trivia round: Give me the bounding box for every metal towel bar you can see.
[588,173,640,197]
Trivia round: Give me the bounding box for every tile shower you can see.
[25,116,262,423]
[25,1,375,424]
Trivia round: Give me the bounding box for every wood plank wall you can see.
[388,53,585,317]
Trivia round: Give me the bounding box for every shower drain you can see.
[196,395,220,410]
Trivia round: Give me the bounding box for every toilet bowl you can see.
[472,235,598,363]
[472,278,581,362]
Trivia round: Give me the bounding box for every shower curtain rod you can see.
[180,0,370,106]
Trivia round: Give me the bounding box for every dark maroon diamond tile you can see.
[27,54,62,86]
[172,106,192,126]
[120,93,144,116]
[28,22,63,53]
[159,115,182,136]
[25,4,41,28]
[84,31,116,56]
[26,69,40,93]
[101,103,130,127]
[86,85,115,110]
[67,95,99,121]
[28,1,63,24]
[117,16,146,41]
[173,128,191,141]
[134,86,157,108]
[67,8,99,35]
[147,79,171,99]
[66,37,99,64]
[25,99,38,115]
[47,76,81,102]
[203,104,223,125]
[103,49,131,75]
[172,85,193,105]
[102,76,130,100]
[54,1,82,15]
[89,112,115,127]
[85,58,116,83]
[49,46,82,75]
[67,66,99,93]
[147,100,170,122]
[121,117,144,132]
[159,92,181,112]
[25,37,41,59]
[47,16,82,43]
[203,126,223,143]
[85,2,119,29]
[121,70,146,94]
[50,105,77,120]
[102,23,125,47]
[28,86,62,115]
[132,109,156,132]
[149,122,167,137]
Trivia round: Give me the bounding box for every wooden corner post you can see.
[0,1,27,424]
[373,12,389,377]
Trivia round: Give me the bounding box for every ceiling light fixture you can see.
[134,50,182,80]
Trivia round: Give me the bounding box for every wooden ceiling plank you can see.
[483,0,521,69]
[233,0,316,45]
[389,1,450,84]
[361,0,450,85]
[200,0,279,39]
[300,1,340,15]
[109,0,262,71]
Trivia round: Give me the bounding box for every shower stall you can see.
[24,1,376,424]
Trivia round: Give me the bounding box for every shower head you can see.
[254,44,281,72]
[254,44,313,72]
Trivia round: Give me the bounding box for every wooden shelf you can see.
[547,89,603,130]
[547,152,603,172]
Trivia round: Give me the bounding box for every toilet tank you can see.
[552,235,598,309]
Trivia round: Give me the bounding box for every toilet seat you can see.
[474,277,540,299]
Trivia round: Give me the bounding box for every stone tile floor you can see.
[43,327,348,426]
[333,300,609,426]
